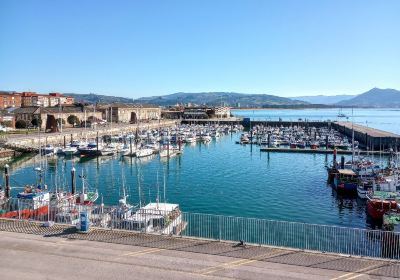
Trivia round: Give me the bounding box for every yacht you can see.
[78,142,103,156]
[136,148,154,158]
[61,146,78,156]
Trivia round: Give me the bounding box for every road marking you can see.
[330,263,386,280]
[114,247,168,260]
[198,250,286,275]
[124,248,167,257]
[197,258,248,274]
[344,265,387,280]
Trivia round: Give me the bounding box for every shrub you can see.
[67,115,79,126]
[15,120,27,129]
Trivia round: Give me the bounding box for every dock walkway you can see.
[0,219,399,279]
[335,122,400,138]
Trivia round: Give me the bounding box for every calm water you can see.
[5,134,376,229]
[232,108,400,134]
[5,108,399,230]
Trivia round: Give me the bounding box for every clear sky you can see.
[1,0,399,98]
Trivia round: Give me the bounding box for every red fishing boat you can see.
[366,191,399,220]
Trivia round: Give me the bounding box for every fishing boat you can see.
[121,202,185,234]
[332,169,358,194]
[75,173,99,205]
[357,180,374,199]
[367,191,399,220]
[0,186,50,219]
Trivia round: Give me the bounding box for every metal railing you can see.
[1,198,399,260]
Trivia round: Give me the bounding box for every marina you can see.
[2,1,400,278]
[0,122,397,228]
[1,109,400,263]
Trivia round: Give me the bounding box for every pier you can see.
[247,120,400,150]
[332,121,400,150]
[1,219,399,279]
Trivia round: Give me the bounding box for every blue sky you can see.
[1,0,399,98]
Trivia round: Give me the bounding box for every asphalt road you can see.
[0,231,396,280]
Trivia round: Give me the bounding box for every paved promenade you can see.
[0,219,399,279]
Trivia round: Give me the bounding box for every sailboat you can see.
[337,108,347,118]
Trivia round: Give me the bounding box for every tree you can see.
[15,120,27,129]
[67,115,79,127]
[56,118,66,126]
[31,117,42,127]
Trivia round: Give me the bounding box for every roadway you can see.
[0,230,398,280]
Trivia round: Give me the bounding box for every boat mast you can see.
[351,107,355,164]
[81,169,85,194]
[156,171,160,209]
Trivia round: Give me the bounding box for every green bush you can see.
[15,120,27,129]
[31,118,42,127]
[67,115,79,126]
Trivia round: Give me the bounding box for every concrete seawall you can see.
[2,120,178,152]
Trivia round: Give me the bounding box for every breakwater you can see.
[185,119,400,150]
[247,120,400,150]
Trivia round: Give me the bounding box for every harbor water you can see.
[6,134,375,229]
[4,108,400,231]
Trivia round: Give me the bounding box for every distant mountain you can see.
[67,93,134,104]
[336,88,400,107]
[134,92,308,107]
[292,95,356,105]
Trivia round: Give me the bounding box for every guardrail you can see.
[1,198,399,260]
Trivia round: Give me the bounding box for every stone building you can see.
[98,103,161,123]
[162,106,231,120]
[14,105,102,132]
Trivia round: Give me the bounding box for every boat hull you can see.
[367,200,398,220]
[0,205,49,219]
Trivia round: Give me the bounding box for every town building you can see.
[21,92,74,107]
[0,92,21,109]
[214,106,231,118]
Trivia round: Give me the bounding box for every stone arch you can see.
[130,112,137,124]
[46,114,58,132]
